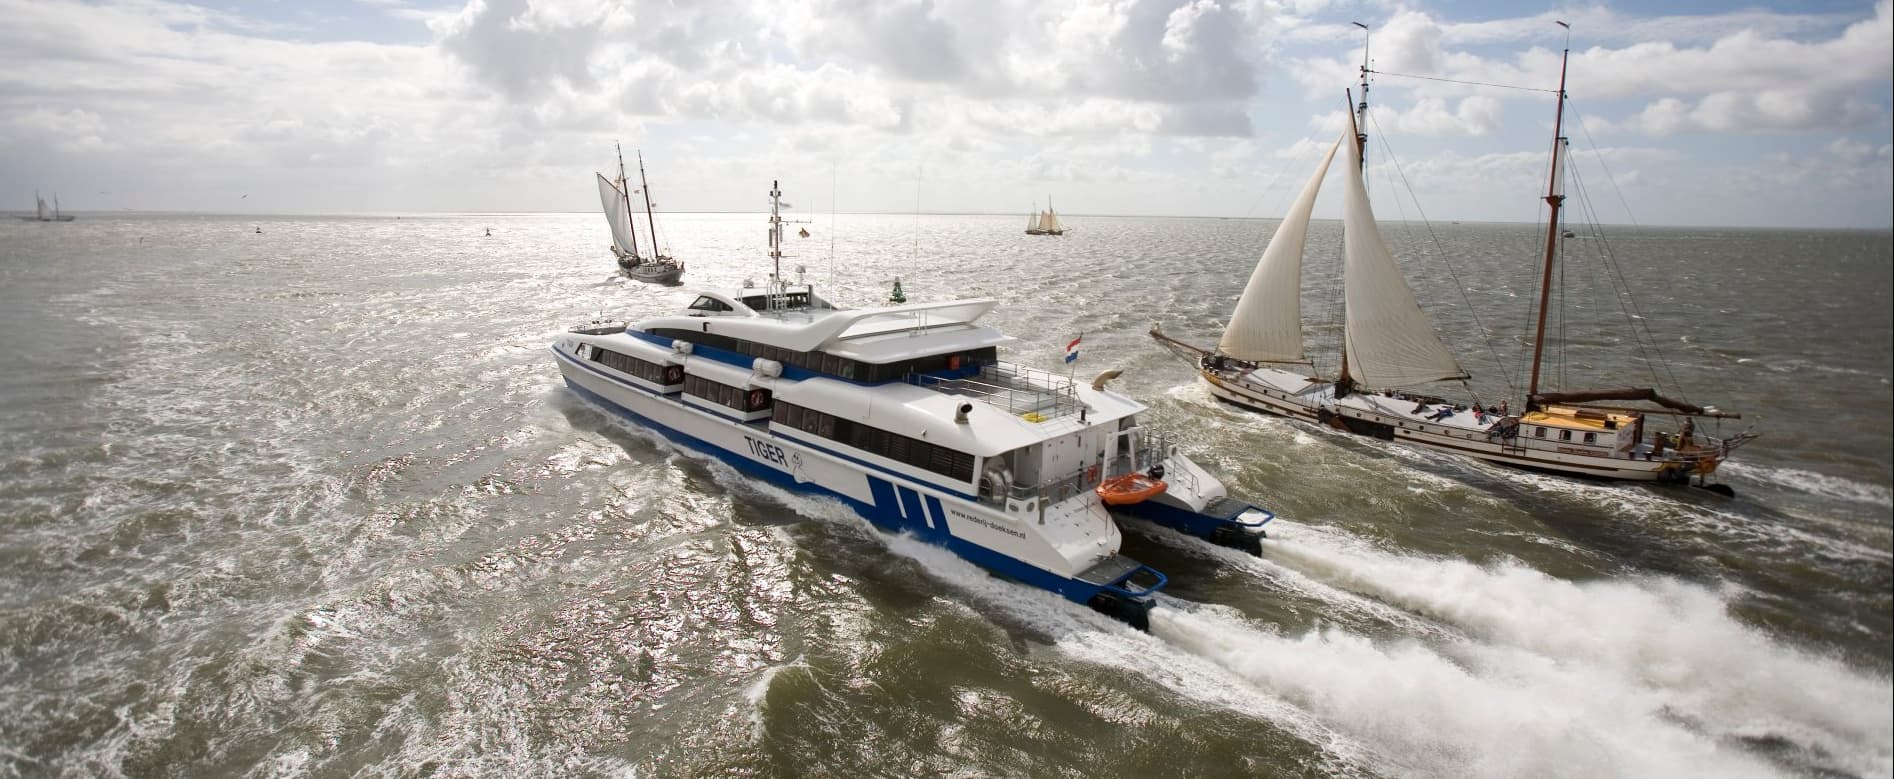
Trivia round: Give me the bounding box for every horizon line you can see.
[7,209,1891,232]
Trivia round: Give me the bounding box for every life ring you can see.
[1085,464,1100,482]
[663,365,684,384]
[748,389,767,409]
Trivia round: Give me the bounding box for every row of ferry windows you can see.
[1533,427,1598,445]
[772,402,976,482]
[648,328,994,384]
[587,346,769,412]
[587,345,973,479]
[590,347,673,384]
[684,374,771,412]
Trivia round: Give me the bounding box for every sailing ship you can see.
[1024,198,1065,235]
[17,191,75,222]
[1152,28,1755,492]
[596,144,684,284]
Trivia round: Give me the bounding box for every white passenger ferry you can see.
[552,182,1272,629]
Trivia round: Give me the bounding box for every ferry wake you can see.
[551,181,1273,629]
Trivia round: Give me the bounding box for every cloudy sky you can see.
[2,0,1889,227]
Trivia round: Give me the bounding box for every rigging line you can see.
[1571,102,1642,227]
[1567,103,1678,387]
[911,164,922,264]
[1559,142,1612,384]
[1581,180,1667,395]
[1569,104,1691,401]
[1367,111,1511,400]
[1365,69,1560,94]
[1556,226,1568,391]
[1238,157,1294,220]
[828,164,837,291]
[1567,156,1690,400]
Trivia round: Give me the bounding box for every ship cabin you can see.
[587,289,1147,520]
[1519,404,1644,456]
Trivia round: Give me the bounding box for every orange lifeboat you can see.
[1095,473,1168,506]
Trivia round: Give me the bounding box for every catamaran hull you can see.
[1204,368,1722,484]
[1110,497,1270,555]
[553,346,1159,627]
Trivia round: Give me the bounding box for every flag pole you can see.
[1065,332,1082,385]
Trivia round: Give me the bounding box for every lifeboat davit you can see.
[1096,473,1167,506]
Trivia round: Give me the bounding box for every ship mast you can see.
[636,150,661,259]
[1336,21,1371,395]
[1352,21,1371,170]
[1526,22,1572,406]
[615,141,640,260]
[768,180,785,283]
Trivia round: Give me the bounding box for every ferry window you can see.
[1583,432,1597,445]
[688,296,731,312]
[1534,427,1546,438]
[1559,430,1572,442]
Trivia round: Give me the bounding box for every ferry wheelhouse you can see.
[552,182,1271,629]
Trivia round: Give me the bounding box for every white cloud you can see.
[1285,1,1892,138]
[0,0,1885,226]
[1309,96,1501,137]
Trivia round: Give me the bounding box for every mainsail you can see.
[1220,133,1343,363]
[596,173,638,258]
[1339,126,1468,389]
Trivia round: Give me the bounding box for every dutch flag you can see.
[1064,334,1082,364]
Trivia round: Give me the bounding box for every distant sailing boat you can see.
[1025,198,1065,236]
[595,144,684,284]
[1152,24,1755,491]
[17,191,75,222]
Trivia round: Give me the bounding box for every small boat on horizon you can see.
[596,144,684,285]
[1024,198,1065,236]
[17,191,75,222]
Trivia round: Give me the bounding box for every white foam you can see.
[866,533,1375,772]
[743,654,809,742]
[1263,529,1894,777]
[1721,462,1894,508]
[1153,606,1784,778]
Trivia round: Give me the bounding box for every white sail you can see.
[36,194,47,221]
[1220,133,1344,363]
[1042,209,1062,233]
[1339,131,1468,389]
[596,173,638,257]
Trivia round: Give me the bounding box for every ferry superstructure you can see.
[552,181,1272,629]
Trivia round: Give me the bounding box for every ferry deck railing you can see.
[908,362,1079,419]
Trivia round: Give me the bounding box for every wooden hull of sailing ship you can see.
[623,260,683,285]
[1201,365,1731,483]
